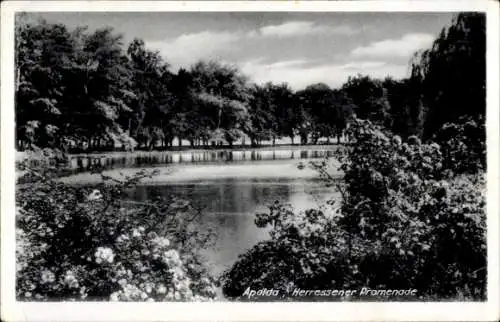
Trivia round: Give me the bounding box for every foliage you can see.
[222,119,486,301]
[16,13,485,151]
[126,38,173,149]
[383,77,425,139]
[246,83,298,146]
[296,83,354,144]
[431,116,486,174]
[410,13,486,140]
[342,75,391,128]
[16,150,218,301]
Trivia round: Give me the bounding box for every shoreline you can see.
[69,143,343,158]
[16,144,344,161]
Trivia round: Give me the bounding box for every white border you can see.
[1,1,499,322]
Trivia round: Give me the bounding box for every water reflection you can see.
[70,148,338,172]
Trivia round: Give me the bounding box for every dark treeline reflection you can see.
[71,149,338,171]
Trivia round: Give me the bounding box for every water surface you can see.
[63,151,342,276]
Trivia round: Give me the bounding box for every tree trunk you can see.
[300,135,307,145]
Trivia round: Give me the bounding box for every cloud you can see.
[253,21,356,38]
[339,61,387,70]
[146,31,241,70]
[351,33,435,58]
[146,22,358,69]
[239,58,408,90]
[264,59,310,69]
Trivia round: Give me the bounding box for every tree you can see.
[246,84,275,147]
[246,82,297,146]
[383,77,425,139]
[15,20,138,151]
[296,83,350,144]
[65,27,136,150]
[189,61,251,147]
[410,13,486,140]
[15,19,77,149]
[342,75,392,128]
[127,38,173,149]
[267,83,295,145]
[331,89,356,143]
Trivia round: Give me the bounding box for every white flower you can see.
[87,189,103,201]
[132,228,141,238]
[156,284,167,294]
[94,247,115,264]
[152,236,170,248]
[116,234,130,243]
[40,270,55,284]
[163,249,181,267]
[63,270,79,288]
[110,292,120,301]
[169,266,186,280]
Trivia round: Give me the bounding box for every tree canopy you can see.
[15,13,485,152]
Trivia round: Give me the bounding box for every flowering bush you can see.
[16,150,218,301]
[222,119,486,300]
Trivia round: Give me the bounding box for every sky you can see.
[23,12,455,90]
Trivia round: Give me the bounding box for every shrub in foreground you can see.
[222,119,486,300]
[16,150,218,301]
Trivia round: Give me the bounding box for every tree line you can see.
[15,13,485,152]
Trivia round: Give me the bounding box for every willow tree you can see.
[410,13,486,140]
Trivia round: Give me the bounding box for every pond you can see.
[62,148,343,277]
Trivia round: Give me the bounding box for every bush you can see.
[221,203,369,300]
[222,119,486,300]
[432,116,486,174]
[16,149,218,301]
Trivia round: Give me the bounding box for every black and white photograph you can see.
[1,1,499,321]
